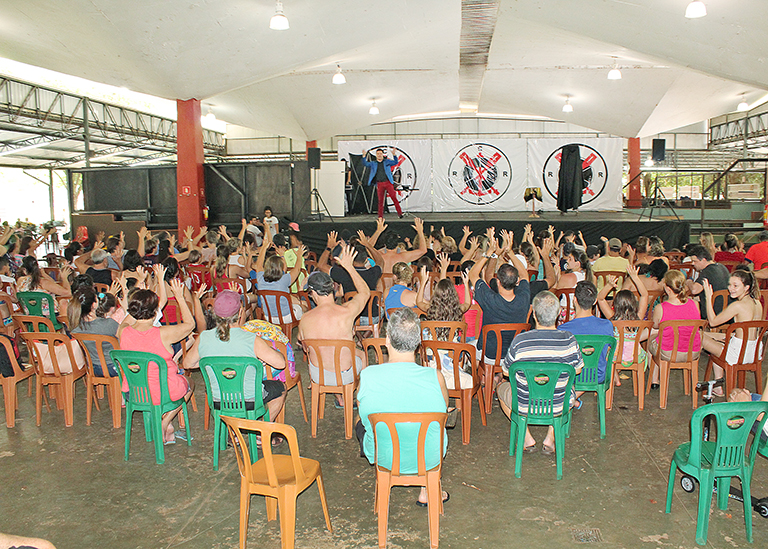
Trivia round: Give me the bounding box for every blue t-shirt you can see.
[358,362,447,474]
[558,315,614,383]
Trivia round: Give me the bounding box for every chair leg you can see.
[717,477,731,510]
[483,364,493,415]
[204,394,210,430]
[755,363,763,394]
[426,474,442,549]
[278,487,298,549]
[316,471,333,532]
[460,391,471,445]
[514,420,526,478]
[62,378,74,427]
[265,494,278,522]
[181,403,191,446]
[659,362,670,409]
[35,378,42,426]
[665,461,676,513]
[637,367,645,411]
[124,408,133,461]
[151,410,165,465]
[597,389,607,439]
[310,383,319,438]
[240,483,251,549]
[691,363,699,410]
[108,384,122,428]
[377,477,391,549]
[295,376,308,423]
[343,385,354,439]
[3,380,15,428]
[695,474,714,546]
[554,419,565,480]
[742,474,754,543]
[477,388,487,426]
[606,373,615,411]
[86,380,94,426]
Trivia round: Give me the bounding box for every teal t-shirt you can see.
[357,362,447,474]
[199,328,260,401]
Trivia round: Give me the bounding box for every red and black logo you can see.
[448,143,512,205]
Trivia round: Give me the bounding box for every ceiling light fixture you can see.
[645,157,655,167]
[204,107,216,122]
[685,1,707,19]
[737,94,749,112]
[607,58,622,80]
[562,96,573,113]
[269,1,289,30]
[369,100,379,115]
[332,65,346,85]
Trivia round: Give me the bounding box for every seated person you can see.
[496,291,583,454]
[251,229,305,320]
[69,287,121,376]
[356,307,449,506]
[384,262,419,316]
[184,290,286,429]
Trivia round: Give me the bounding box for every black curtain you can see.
[347,153,375,215]
[557,144,584,212]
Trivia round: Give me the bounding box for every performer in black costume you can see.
[557,144,585,213]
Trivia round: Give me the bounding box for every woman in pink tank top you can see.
[119,278,196,444]
[648,270,702,387]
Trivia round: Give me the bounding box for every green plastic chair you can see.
[199,356,270,470]
[508,361,575,480]
[110,350,191,465]
[666,401,768,545]
[573,334,616,439]
[16,291,63,331]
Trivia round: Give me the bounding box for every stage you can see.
[298,210,690,255]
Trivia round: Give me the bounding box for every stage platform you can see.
[298,210,690,254]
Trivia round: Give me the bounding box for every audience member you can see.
[685,245,730,319]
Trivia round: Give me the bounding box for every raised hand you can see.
[412,217,424,233]
[356,229,369,245]
[376,217,388,233]
[606,275,619,289]
[337,244,358,270]
[702,279,713,297]
[297,244,308,258]
[194,283,208,300]
[169,277,186,298]
[60,265,72,280]
[108,279,122,297]
[168,234,176,250]
[326,230,339,249]
[152,263,167,282]
[437,252,450,272]
[547,225,555,236]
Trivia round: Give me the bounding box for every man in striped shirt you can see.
[496,291,583,455]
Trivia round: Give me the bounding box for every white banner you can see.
[431,140,528,211]
[337,140,432,212]
[526,138,624,211]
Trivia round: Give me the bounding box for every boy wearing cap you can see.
[184,290,287,424]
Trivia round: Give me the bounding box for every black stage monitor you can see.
[307,147,321,169]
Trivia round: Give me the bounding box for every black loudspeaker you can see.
[652,139,666,162]
[307,147,321,169]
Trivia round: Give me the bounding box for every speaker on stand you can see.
[652,139,666,163]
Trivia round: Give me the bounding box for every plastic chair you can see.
[478,323,529,414]
[554,288,576,324]
[344,290,384,339]
[12,314,56,334]
[666,401,768,545]
[421,320,466,344]
[420,340,486,444]
[221,416,332,549]
[93,283,110,294]
[257,290,300,339]
[718,260,741,273]
[362,338,388,367]
[508,361,575,480]
[703,320,768,397]
[608,320,653,411]
[595,270,626,296]
[708,289,730,331]
[0,335,34,427]
[646,319,707,409]
[302,339,359,439]
[198,356,269,470]
[527,268,538,281]
[572,334,616,439]
[369,412,448,549]
[266,340,308,424]
[71,333,122,428]
[664,251,686,262]
[110,350,191,465]
[21,331,87,427]
[213,277,249,296]
[16,291,63,331]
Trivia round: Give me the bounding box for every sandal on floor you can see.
[334,400,358,410]
[523,444,537,453]
[416,492,450,507]
[541,444,555,456]
[574,398,583,410]
[174,431,192,442]
[446,408,458,429]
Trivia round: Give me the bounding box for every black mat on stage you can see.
[298,211,690,256]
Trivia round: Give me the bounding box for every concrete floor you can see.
[2,355,767,549]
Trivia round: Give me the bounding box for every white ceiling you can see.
[0,0,764,141]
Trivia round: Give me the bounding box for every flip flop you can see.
[334,400,358,410]
[174,431,192,442]
[541,444,555,456]
[523,444,537,453]
[416,492,450,507]
[164,437,176,445]
[574,398,583,410]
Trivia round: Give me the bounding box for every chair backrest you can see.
[0,280,16,296]
[710,289,729,316]
[611,319,654,365]
[187,264,213,291]
[369,412,447,476]
[655,319,707,363]
[257,289,299,325]
[573,334,616,388]
[421,320,467,343]
[21,331,82,377]
[302,339,358,386]
[419,340,476,391]
[214,277,248,296]
[93,283,110,294]
[221,416,306,487]
[379,272,396,294]
[554,288,576,324]
[13,314,56,333]
[686,401,768,472]
[718,260,741,273]
[295,290,316,311]
[16,291,57,322]
[72,333,120,378]
[110,350,176,408]
[527,268,538,281]
[480,323,529,366]
[595,270,626,290]
[664,251,685,262]
[198,356,267,419]
[362,338,388,367]
[508,361,576,419]
[677,264,696,279]
[0,334,25,377]
[719,320,768,365]
[344,290,384,328]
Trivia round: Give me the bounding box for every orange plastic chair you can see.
[554,288,576,324]
[71,333,122,428]
[608,320,653,411]
[221,416,332,549]
[362,338,388,367]
[419,340,486,444]
[707,289,730,332]
[21,331,87,426]
[93,283,110,294]
[302,339,359,439]
[420,320,467,344]
[264,340,308,424]
[378,273,396,295]
[646,319,707,409]
[0,335,34,427]
[12,314,57,334]
[664,251,686,262]
[718,260,741,273]
[258,290,301,339]
[478,323,529,414]
[369,412,447,549]
[703,320,768,397]
[595,270,626,292]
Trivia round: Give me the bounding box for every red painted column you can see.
[627,137,642,208]
[176,99,205,233]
